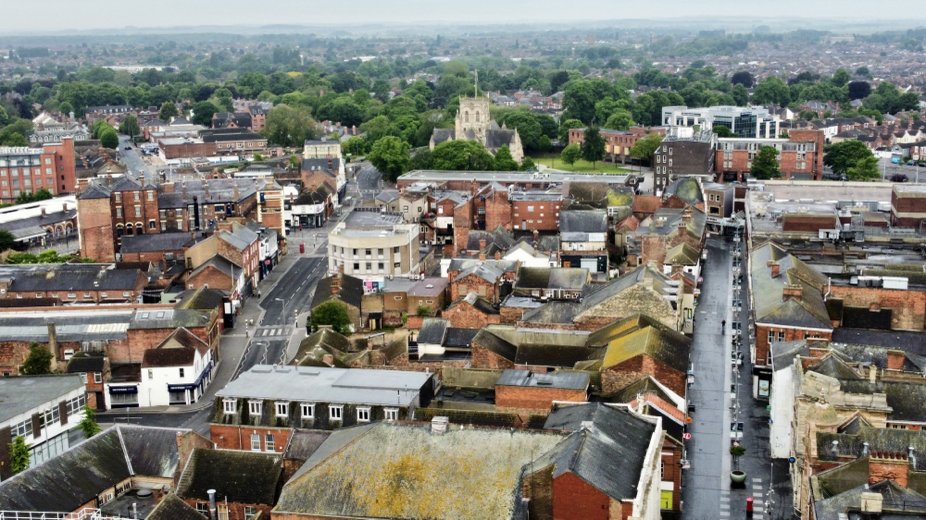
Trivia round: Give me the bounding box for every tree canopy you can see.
[824,140,877,175]
[310,301,353,334]
[580,126,606,168]
[493,145,519,171]
[750,146,781,180]
[20,342,52,375]
[431,140,496,171]
[561,143,581,169]
[367,136,410,182]
[629,132,664,162]
[78,404,102,439]
[118,114,139,137]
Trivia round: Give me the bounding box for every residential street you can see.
[117,135,154,183]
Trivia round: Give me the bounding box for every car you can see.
[124,146,132,150]
[907,161,916,166]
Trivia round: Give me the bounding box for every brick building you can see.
[443,291,501,328]
[210,365,435,450]
[0,263,148,303]
[200,128,268,155]
[890,185,926,228]
[714,129,825,182]
[0,138,77,202]
[494,369,589,413]
[652,129,715,193]
[177,449,283,520]
[569,126,667,164]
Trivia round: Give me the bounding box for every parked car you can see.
[124,146,132,150]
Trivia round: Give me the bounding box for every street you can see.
[356,164,384,200]
[117,135,154,184]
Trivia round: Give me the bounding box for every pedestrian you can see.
[721,319,726,331]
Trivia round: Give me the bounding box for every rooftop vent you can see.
[431,416,449,435]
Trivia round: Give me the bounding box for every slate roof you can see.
[302,158,341,173]
[284,430,333,461]
[0,374,84,423]
[0,425,186,511]
[200,128,264,143]
[837,379,926,423]
[275,422,565,520]
[448,292,500,315]
[465,227,516,252]
[448,258,518,275]
[176,287,226,311]
[750,242,831,330]
[514,267,589,291]
[311,273,364,310]
[146,493,206,520]
[418,317,450,345]
[120,233,193,253]
[0,263,144,292]
[141,327,208,368]
[453,263,503,284]
[66,351,106,374]
[817,425,926,473]
[177,449,282,505]
[541,403,658,500]
[601,319,690,373]
[496,369,589,390]
[291,329,353,367]
[560,209,608,239]
[189,255,242,281]
[832,328,926,357]
[444,328,480,349]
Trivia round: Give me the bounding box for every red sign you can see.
[683,433,692,440]
[265,260,271,265]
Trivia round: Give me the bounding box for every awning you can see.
[11,225,47,241]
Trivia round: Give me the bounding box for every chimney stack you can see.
[870,364,878,383]
[869,450,909,487]
[494,251,501,261]
[47,323,59,372]
[782,284,803,301]
[887,350,905,370]
[769,261,780,278]
[479,239,486,261]
[330,275,341,295]
[207,489,217,520]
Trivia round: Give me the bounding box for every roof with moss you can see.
[177,449,282,505]
[274,422,567,520]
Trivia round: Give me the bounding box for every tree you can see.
[728,84,749,107]
[431,140,496,171]
[752,76,791,107]
[750,146,781,180]
[848,81,871,101]
[9,436,30,475]
[492,145,519,171]
[580,126,606,169]
[408,148,434,171]
[119,114,139,137]
[20,342,52,375]
[731,70,754,88]
[604,109,635,131]
[714,125,734,138]
[561,143,581,170]
[629,132,664,166]
[730,445,746,469]
[416,305,432,317]
[158,101,178,122]
[500,112,542,151]
[263,104,317,147]
[342,136,368,157]
[824,140,877,175]
[0,229,14,251]
[831,68,851,87]
[310,301,353,334]
[190,101,218,126]
[538,135,553,154]
[855,66,872,79]
[0,132,27,147]
[99,128,119,149]
[288,154,301,170]
[78,404,102,439]
[520,157,536,172]
[846,155,879,181]
[367,136,410,182]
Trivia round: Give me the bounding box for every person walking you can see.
[721,319,726,332]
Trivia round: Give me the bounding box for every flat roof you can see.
[496,369,589,390]
[217,365,432,407]
[398,170,634,184]
[344,210,403,227]
[0,375,84,423]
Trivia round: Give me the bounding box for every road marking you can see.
[752,478,762,482]
[753,492,765,498]
[719,512,730,517]
[752,485,763,491]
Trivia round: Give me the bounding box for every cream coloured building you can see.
[327,209,421,289]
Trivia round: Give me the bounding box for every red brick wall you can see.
[829,285,926,331]
[185,500,273,520]
[781,214,838,232]
[78,197,116,262]
[442,301,501,328]
[500,306,528,324]
[45,138,77,194]
[0,341,30,375]
[662,442,683,512]
[450,273,497,303]
[471,343,515,369]
[754,325,832,366]
[553,471,610,520]
[485,190,512,231]
[601,355,686,397]
[210,424,293,453]
[188,265,235,293]
[869,458,909,487]
[512,201,561,231]
[496,386,587,413]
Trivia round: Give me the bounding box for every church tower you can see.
[455,96,491,143]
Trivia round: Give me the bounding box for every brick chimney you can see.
[868,450,909,488]
[330,275,341,295]
[41,207,46,217]
[782,284,803,301]
[886,350,905,370]
[47,323,59,372]
[479,239,487,262]
[768,261,780,277]
[494,251,501,260]
[233,182,239,201]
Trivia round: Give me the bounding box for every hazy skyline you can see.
[3,0,926,34]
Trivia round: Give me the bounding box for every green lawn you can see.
[532,155,634,174]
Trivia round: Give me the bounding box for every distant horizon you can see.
[2,0,926,36]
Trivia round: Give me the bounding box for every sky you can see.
[3,0,924,33]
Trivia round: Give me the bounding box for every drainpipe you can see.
[208,489,217,520]
[824,277,831,302]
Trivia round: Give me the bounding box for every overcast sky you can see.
[5,0,923,33]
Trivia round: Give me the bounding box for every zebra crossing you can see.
[254,326,291,337]
[719,477,766,517]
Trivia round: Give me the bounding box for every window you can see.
[66,394,86,415]
[353,263,360,270]
[250,433,261,451]
[147,191,154,201]
[94,372,102,384]
[301,403,315,419]
[265,434,275,452]
[115,193,121,203]
[378,263,384,271]
[778,331,786,341]
[275,402,289,417]
[135,206,141,217]
[245,506,257,519]
[329,405,343,421]
[224,399,236,414]
[527,205,534,212]
[196,503,208,514]
[11,418,33,439]
[357,407,371,422]
[116,207,122,218]
[384,408,399,421]
[148,369,153,380]
[767,331,776,344]
[179,368,185,378]
[149,220,156,229]
[134,191,140,201]
[249,400,263,415]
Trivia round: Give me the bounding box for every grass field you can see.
[532,156,634,174]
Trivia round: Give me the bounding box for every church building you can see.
[429,96,525,164]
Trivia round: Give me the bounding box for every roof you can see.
[141,327,208,368]
[418,317,449,345]
[0,425,186,511]
[177,449,282,505]
[601,319,690,372]
[514,267,589,291]
[189,254,242,281]
[200,128,264,143]
[146,493,206,520]
[66,351,106,374]
[0,374,84,423]
[496,369,589,390]
[560,209,608,234]
[217,365,432,407]
[448,292,499,315]
[750,242,831,330]
[541,403,659,500]
[311,273,364,310]
[275,422,566,520]
[120,233,193,253]
[284,430,333,461]
[813,479,926,520]
[0,263,144,293]
[176,287,225,312]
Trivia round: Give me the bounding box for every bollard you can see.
[746,497,754,515]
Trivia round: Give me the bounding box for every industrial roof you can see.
[0,374,84,423]
[217,365,432,407]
